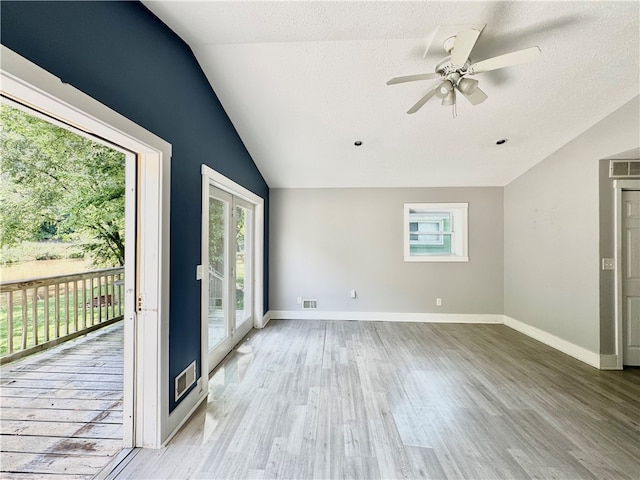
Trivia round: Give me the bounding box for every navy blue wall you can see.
[1,1,269,411]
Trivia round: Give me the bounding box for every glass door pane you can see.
[208,189,230,354]
[234,202,253,328]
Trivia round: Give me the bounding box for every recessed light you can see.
[354,141,363,146]
[496,139,508,145]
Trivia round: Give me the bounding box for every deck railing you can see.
[0,267,124,364]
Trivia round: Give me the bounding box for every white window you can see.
[404,203,468,262]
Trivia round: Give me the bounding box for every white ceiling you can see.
[142,1,640,188]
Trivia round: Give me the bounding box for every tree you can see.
[0,104,125,266]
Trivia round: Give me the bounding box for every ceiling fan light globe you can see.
[441,90,456,106]
[435,81,453,99]
[457,77,479,95]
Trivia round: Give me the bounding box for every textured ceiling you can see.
[142,1,640,188]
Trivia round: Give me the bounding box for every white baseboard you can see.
[502,315,600,368]
[163,388,207,448]
[599,354,621,370]
[268,310,503,324]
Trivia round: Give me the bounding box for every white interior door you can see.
[622,189,640,366]
[203,184,256,373]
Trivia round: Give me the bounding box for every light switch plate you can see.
[196,264,203,280]
[601,258,615,271]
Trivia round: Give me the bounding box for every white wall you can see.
[270,187,503,317]
[504,96,640,354]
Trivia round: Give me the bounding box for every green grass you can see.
[0,284,122,357]
[0,241,85,265]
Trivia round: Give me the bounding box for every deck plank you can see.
[1,451,112,475]
[1,435,123,456]
[0,388,122,399]
[0,322,124,478]
[1,420,122,438]
[1,408,123,424]
[0,397,122,411]
[1,372,123,382]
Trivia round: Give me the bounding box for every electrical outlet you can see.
[436,298,442,306]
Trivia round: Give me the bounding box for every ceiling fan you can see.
[387,26,541,115]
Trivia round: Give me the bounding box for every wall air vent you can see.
[175,360,196,401]
[302,299,318,310]
[609,160,640,178]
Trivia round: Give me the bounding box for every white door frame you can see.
[201,165,264,376]
[1,46,171,448]
[614,179,640,369]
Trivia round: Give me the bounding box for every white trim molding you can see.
[599,354,620,370]
[503,316,600,368]
[269,311,503,324]
[260,311,273,329]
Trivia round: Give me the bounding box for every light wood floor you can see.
[115,320,640,480]
[1,322,124,479]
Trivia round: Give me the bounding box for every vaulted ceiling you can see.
[142,1,640,188]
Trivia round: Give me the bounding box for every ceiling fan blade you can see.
[458,86,488,105]
[450,29,482,66]
[406,82,443,114]
[469,46,541,74]
[387,73,441,85]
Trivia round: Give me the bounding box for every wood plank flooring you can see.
[1,322,124,479]
[114,320,640,479]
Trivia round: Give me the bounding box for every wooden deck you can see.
[1,322,124,479]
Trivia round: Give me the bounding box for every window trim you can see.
[404,202,469,262]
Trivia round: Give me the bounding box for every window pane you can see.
[410,233,452,255]
[419,222,440,233]
[208,195,227,351]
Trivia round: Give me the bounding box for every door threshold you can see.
[94,447,140,480]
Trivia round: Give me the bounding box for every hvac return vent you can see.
[302,299,318,310]
[610,160,640,178]
[175,361,196,402]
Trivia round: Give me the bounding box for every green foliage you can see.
[0,104,125,266]
[208,201,246,273]
[209,199,226,272]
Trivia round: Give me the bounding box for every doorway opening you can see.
[1,45,171,449]
[0,93,133,477]
[615,181,640,367]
